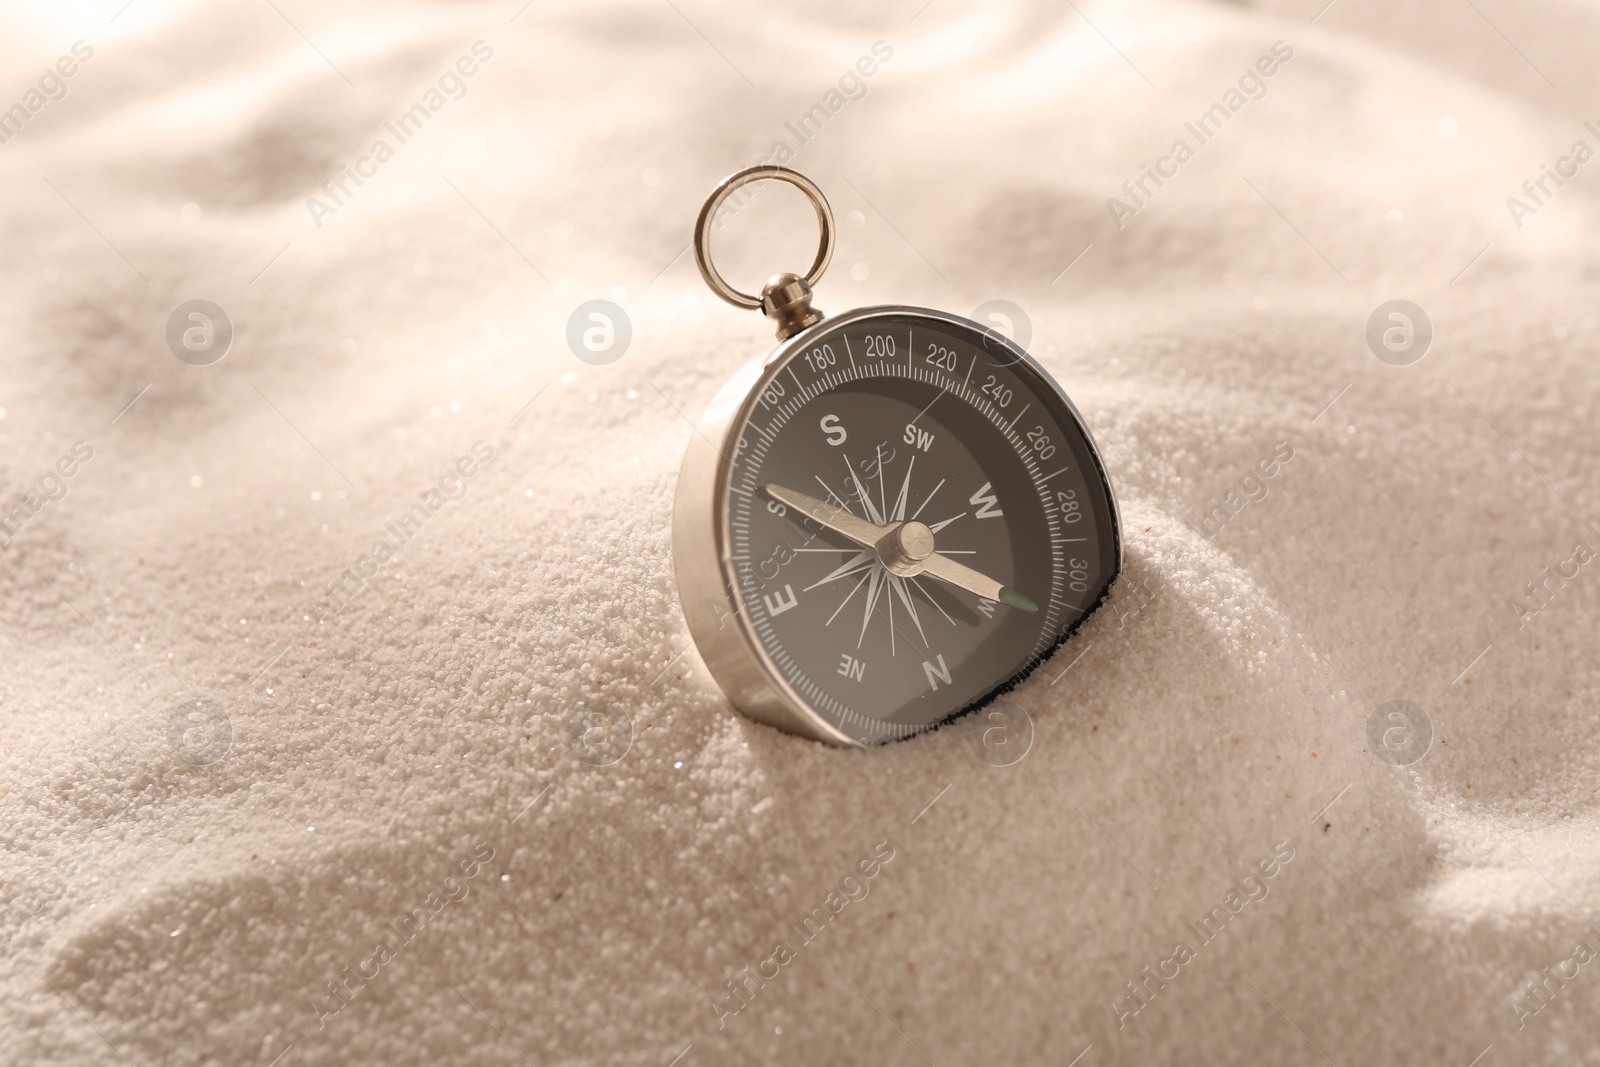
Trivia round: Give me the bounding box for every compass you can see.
[674,167,1121,746]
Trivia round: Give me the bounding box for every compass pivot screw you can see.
[876,520,936,577]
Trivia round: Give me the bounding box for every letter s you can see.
[471,439,495,463]
[471,39,494,61]
[821,414,847,446]
[873,840,895,864]
[73,440,94,462]
[1270,39,1294,62]
[871,40,893,61]
[474,840,496,863]
[1273,440,1294,463]
[1273,839,1296,863]
[72,40,94,60]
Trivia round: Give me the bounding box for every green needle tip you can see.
[999,587,1038,614]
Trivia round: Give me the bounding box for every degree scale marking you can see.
[736,352,1080,586]
[741,351,1071,518]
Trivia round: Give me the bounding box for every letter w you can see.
[970,482,1003,519]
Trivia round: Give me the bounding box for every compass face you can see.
[716,307,1119,744]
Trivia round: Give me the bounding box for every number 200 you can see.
[863,334,896,358]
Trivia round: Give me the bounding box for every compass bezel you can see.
[672,304,1122,747]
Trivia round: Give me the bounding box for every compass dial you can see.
[716,307,1119,744]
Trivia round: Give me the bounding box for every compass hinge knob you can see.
[761,272,825,341]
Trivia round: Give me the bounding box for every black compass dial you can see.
[723,310,1119,744]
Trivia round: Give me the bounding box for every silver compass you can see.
[673,167,1121,746]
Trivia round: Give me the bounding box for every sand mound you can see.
[2,0,1597,1063]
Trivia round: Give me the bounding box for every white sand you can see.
[2,0,1599,1063]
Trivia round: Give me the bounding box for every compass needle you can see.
[920,553,1039,613]
[813,475,844,507]
[769,483,1038,611]
[767,484,883,548]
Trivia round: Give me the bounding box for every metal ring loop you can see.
[693,166,835,310]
